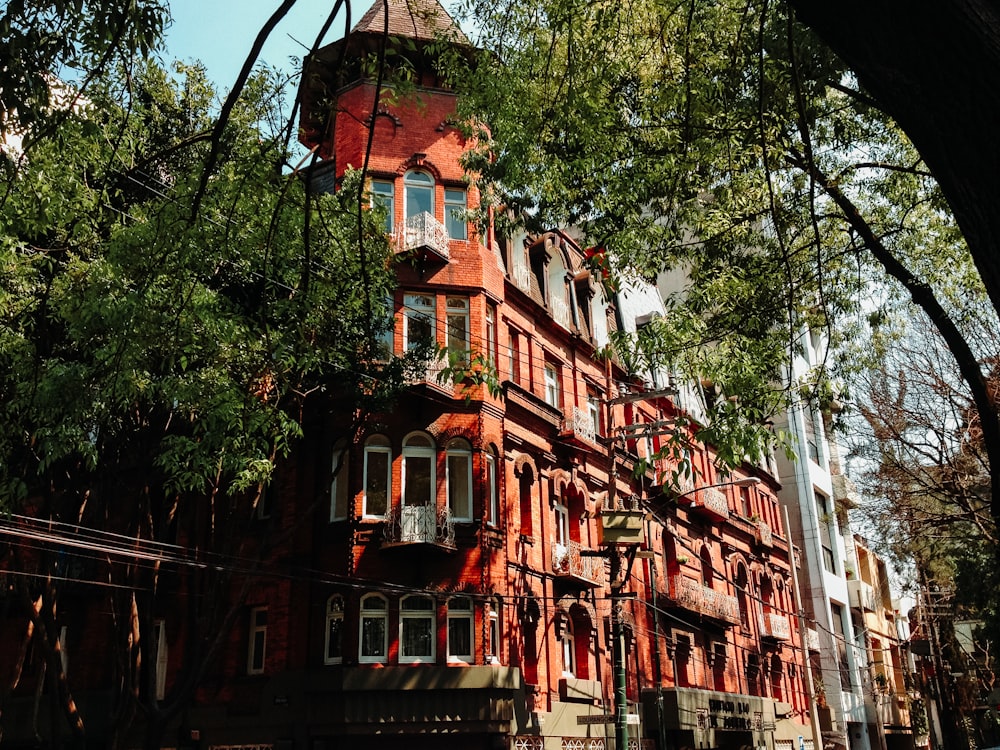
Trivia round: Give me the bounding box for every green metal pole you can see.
[611,550,629,750]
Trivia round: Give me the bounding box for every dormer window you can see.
[405,170,434,221]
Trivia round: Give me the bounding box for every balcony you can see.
[665,574,740,625]
[383,505,455,550]
[395,211,450,263]
[848,579,877,612]
[551,540,603,587]
[759,612,791,641]
[560,406,599,448]
[405,357,449,391]
[755,520,773,548]
[678,486,729,522]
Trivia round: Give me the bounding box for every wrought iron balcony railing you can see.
[551,540,603,586]
[395,211,450,262]
[666,574,740,625]
[678,486,729,521]
[560,406,598,446]
[383,505,455,549]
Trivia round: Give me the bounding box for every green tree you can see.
[0,59,405,747]
[447,0,1000,525]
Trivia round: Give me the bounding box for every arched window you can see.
[402,432,435,508]
[330,439,350,522]
[359,594,388,663]
[403,293,435,351]
[560,615,576,677]
[760,574,774,615]
[701,546,714,589]
[404,170,434,222]
[484,447,499,527]
[518,465,534,536]
[446,437,473,521]
[325,595,345,664]
[735,565,751,630]
[400,595,436,663]
[363,435,391,518]
[547,251,570,327]
[770,654,784,700]
[447,596,473,663]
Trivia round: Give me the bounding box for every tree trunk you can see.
[787,0,1000,541]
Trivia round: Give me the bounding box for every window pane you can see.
[372,180,394,232]
[251,631,266,671]
[331,450,349,521]
[445,188,467,239]
[361,616,386,658]
[326,615,343,661]
[365,451,389,516]
[449,616,472,658]
[404,455,432,506]
[446,298,470,358]
[402,617,434,657]
[448,452,471,519]
[405,172,434,219]
[486,452,498,525]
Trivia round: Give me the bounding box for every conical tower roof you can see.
[351,0,470,45]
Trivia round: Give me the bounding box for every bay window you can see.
[444,187,467,239]
[446,437,472,521]
[363,435,391,518]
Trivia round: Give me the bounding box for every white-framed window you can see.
[485,304,497,366]
[363,435,391,518]
[446,296,470,362]
[330,439,350,522]
[444,187,467,239]
[485,448,499,526]
[371,179,395,233]
[544,363,560,408]
[446,437,473,521]
[400,595,436,663]
[404,170,434,221]
[587,393,601,436]
[404,293,436,351]
[554,501,569,547]
[152,619,167,700]
[402,432,435,508]
[359,594,388,663]
[248,607,267,675]
[447,596,474,663]
[560,615,575,677]
[325,595,344,664]
[489,598,501,664]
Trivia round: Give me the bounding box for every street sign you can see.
[577,714,640,725]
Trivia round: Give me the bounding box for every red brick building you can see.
[0,1,812,749]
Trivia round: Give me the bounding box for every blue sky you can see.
[162,0,359,88]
